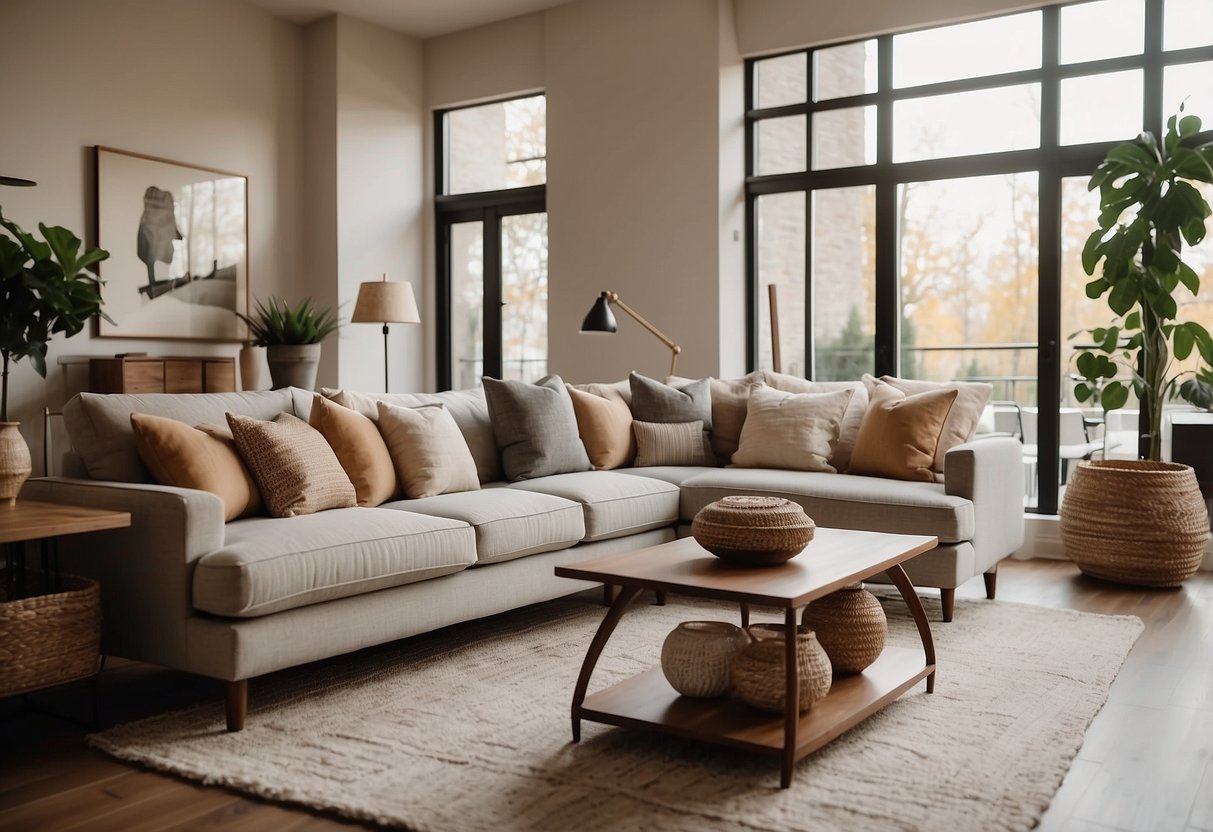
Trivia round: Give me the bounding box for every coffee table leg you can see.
[571,584,643,742]
[781,606,799,788]
[884,563,937,694]
[739,602,750,629]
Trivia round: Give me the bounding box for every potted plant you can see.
[237,296,339,391]
[1063,111,1213,586]
[0,209,109,503]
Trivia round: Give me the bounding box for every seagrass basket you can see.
[730,624,832,713]
[803,582,887,674]
[0,572,101,697]
[691,496,815,566]
[1060,460,1209,587]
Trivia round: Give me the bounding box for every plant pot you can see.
[266,343,322,391]
[803,582,887,674]
[239,345,270,391]
[730,624,832,713]
[660,620,751,698]
[0,422,32,505]
[1060,459,1209,587]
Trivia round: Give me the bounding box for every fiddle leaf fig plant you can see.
[1072,110,1213,461]
[0,209,111,421]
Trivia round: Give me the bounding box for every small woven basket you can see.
[691,496,815,566]
[731,624,832,713]
[803,582,887,674]
[1060,460,1209,587]
[660,620,751,698]
[0,572,102,697]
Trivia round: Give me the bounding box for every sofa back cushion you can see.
[64,388,299,483]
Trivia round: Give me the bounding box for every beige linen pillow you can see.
[668,372,763,462]
[632,420,715,467]
[376,401,480,499]
[566,385,635,470]
[731,386,854,472]
[864,375,994,473]
[568,377,632,406]
[308,394,400,506]
[225,412,356,517]
[848,383,958,482]
[130,412,261,522]
[762,371,868,472]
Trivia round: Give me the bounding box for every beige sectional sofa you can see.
[24,383,1024,731]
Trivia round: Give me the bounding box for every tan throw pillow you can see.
[848,383,958,482]
[864,375,994,473]
[762,371,868,472]
[376,402,480,499]
[632,420,715,467]
[130,412,261,522]
[568,377,632,406]
[566,385,635,470]
[225,412,356,517]
[668,372,763,462]
[309,394,400,507]
[731,386,854,473]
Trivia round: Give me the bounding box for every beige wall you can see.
[424,13,545,108]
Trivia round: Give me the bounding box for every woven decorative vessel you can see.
[731,624,832,713]
[803,582,887,674]
[660,620,751,698]
[691,496,815,566]
[0,422,32,505]
[1060,460,1209,587]
[0,572,102,697]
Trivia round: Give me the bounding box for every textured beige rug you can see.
[92,593,1142,831]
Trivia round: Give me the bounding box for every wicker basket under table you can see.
[0,572,102,698]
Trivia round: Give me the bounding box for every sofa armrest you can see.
[944,437,1026,572]
[20,477,226,669]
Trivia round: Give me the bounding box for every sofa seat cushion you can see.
[680,468,974,543]
[507,471,679,542]
[386,489,585,565]
[615,466,719,487]
[193,509,476,618]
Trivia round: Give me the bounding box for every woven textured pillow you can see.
[847,383,958,482]
[376,402,480,499]
[633,420,715,467]
[731,386,854,472]
[566,384,635,470]
[629,372,713,430]
[309,394,399,506]
[130,412,261,522]
[668,372,762,462]
[762,371,868,472]
[482,375,591,481]
[864,374,994,473]
[225,412,356,517]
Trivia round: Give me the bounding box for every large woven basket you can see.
[1060,460,1209,587]
[691,496,815,566]
[802,582,887,674]
[0,572,101,697]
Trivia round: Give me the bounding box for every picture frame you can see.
[94,146,249,341]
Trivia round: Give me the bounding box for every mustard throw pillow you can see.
[309,394,400,506]
[864,374,993,473]
[566,385,635,470]
[848,383,958,482]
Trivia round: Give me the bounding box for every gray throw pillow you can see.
[482,375,592,481]
[629,372,713,430]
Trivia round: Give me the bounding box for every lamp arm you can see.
[607,292,682,376]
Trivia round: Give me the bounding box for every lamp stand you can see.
[606,292,682,376]
[381,323,390,393]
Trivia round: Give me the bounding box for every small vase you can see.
[266,343,322,391]
[660,620,751,698]
[803,582,887,674]
[0,422,32,505]
[731,624,832,713]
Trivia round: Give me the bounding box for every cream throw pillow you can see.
[668,372,763,463]
[566,385,635,470]
[863,374,994,473]
[762,371,869,472]
[632,420,715,467]
[376,401,480,499]
[309,394,400,507]
[225,412,356,517]
[731,386,854,472]
[848,383,958,482]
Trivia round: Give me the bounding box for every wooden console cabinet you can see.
[89,355,236,394]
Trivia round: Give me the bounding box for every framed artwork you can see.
[94,146,248,341]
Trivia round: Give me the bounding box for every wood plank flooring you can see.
[1,558,1210,831]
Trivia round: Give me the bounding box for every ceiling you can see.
[245,0,570,38]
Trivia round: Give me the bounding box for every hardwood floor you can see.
[1,558,1210,831]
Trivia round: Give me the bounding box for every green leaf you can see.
[1081,230,1105,275]
[1100,326,1120,352]
[1179,114,1202,138]
[1075,382,1092,403]
[1086,277,1109,299]
[1106,142,1154,171]
[1178,260,1200,295]
[1174,323,1195,360]
[1124,310,1141,330]
[1108,276,1138,315]
[1102,381,1130,411]
[1076,351,1098,378]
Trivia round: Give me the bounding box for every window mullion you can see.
[874,34,899,377]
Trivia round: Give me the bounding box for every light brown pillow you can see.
[668,372,763,462]
[566,385,635,470]
[847,382,958,482]
[864,374,994,473]
[762,371,868,472]
[568,377,632,406]
[632,420,715,467]
[376,401,480,499]
[731,385,853,472]
[309,394,400,507]
[130,412,261,522]
[225,412,356,517]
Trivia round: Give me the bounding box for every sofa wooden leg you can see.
[655,590,667,606]
[226,679,248,732]
[940,588,955,623]
[983,567,998,600]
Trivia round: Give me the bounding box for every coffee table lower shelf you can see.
[577,646,932,760]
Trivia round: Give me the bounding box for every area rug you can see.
[91,593,1142,831]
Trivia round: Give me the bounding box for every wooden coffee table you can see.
[554,528,938,788]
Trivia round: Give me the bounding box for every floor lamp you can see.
[580,290,682,376]
[351,275,420,393]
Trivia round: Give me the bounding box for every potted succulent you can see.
[237,296,339,391]
[0,209,109,503]
[1063,111,1213,587]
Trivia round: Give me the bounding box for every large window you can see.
[436,94,547,389]
[745,0,1213,513]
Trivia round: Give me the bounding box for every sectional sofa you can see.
[23,380,1024,731]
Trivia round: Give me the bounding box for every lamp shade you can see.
[351,279,420,324]
[580,292,617,333]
